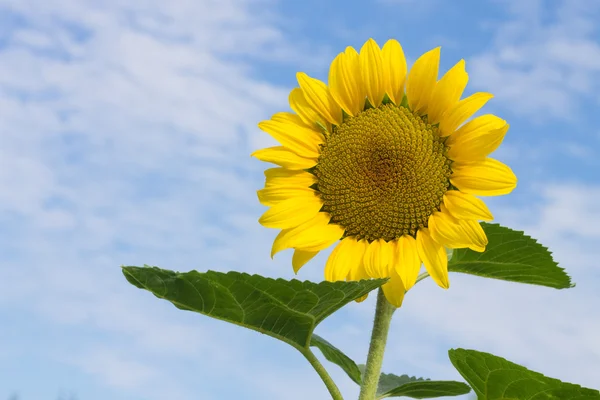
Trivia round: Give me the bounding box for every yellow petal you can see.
[438,92,493,137]
[289,88,331,131]
[447,123,509,162]
[382,39,407,105]
[297,72,343,125]
[451,158,517,196]
[428,211,472,249]
[271,212,328,256]
[355,294,369,303]
[406,47,440,114]
[427,59,468,124]
[259,195,323,229]
[360,38,387,108]
[363,239,393,278]
[257,186,316,206]
[416,228,449,289]
[458,219,487,252]
[271,212,343,257]
[324,237,366,281]
[349,242,371,303]
[264,168,316,188]
[324,238,351,281]
[292,249,320,274]
[393,235,421,291]
[258,115,324,158]
[381,272,406,308]
[252,146,317,170]
[439,204,487,253]
[329,46,365,116]
[270,111,308,125]
[270,112,326,138]
[443,190,493,221]
[446,114,506,145]
[346,239,370,281]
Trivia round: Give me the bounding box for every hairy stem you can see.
[302,348,344,400]
[358,289,396,400]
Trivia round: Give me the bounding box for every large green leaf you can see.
[449,348,600,399]
[310,334,362,385]
[122,266,385,350]
[448,223,573,289]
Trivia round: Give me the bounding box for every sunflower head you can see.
[253,38,517,307]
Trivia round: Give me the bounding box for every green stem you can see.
[358,289,396,400]
[301,348,344,400]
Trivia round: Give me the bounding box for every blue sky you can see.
[1,0,600,399]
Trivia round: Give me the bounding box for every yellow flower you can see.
[253,38,517,308]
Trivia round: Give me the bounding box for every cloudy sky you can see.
[1,0,600,399]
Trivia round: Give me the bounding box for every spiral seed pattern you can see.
[315,104,451,242]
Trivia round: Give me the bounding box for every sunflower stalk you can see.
[358,288,396,400]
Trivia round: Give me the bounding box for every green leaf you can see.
[448,223,573,289]
[356,366,470,399]
[307,333,470,398]
[366,368,426,396]
[378,380,472,399]
[449,348,600,399]
[122,266,385,350]
[310,334,362,385]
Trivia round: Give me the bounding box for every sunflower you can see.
[252,38,517,307]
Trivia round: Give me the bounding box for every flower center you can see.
[314,104,451,242]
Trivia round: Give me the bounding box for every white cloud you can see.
[0,0,326,398]
[531,184,600,240]
[469,0,600,120]
[69,348,161,390]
